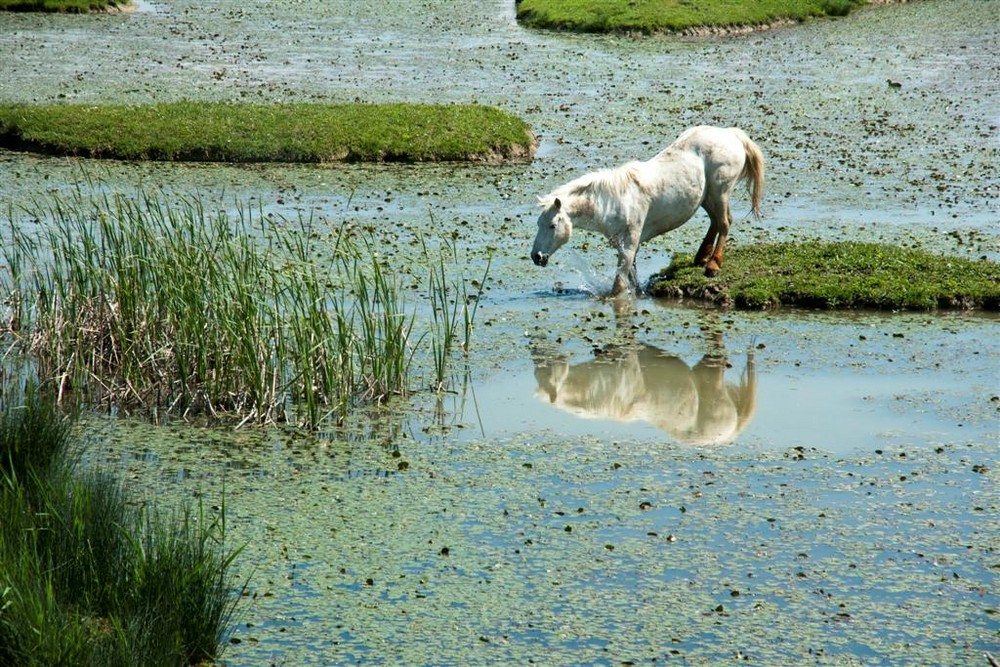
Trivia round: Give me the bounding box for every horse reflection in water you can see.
[532,339,756,446]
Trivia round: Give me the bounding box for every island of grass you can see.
[0,101,537,164]
[516,0,881,34]
[647,242,1000,311]
[0,0,128,11]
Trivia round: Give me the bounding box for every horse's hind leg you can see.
[694,224,718,268]
[699,196,731,278]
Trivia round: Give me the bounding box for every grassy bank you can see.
[0,386,243,665]
[0,0,127,10]
[1,186,487,428]
[0,101,537,163]
[647,242,1000,310]
[516,0,869,33]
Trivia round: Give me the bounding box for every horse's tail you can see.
[731,128,765,220]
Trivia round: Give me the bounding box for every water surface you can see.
[2,1,998,664]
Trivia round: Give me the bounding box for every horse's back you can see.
[664,125,745,163]
[660,126,749,192]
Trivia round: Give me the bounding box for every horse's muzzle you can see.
[531,252,549,267]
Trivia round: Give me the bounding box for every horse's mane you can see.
[541,161,648,215]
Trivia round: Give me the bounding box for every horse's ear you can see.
[553,197,562,211]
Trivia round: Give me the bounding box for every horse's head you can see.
[531,196,572,267]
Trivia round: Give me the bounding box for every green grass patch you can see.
[647,242,1000,310]
[0,386,244,666]
[0,101,537,163]
[0,0,127,11]
[516,0,867,33]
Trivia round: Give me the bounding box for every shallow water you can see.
[1,0,998,248]
[2,0,999,664]
[438,304,999,454]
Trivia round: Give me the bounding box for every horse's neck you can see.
[567,178,649,238]
[564,192,604,231]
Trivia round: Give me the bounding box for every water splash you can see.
[559,248,612,295]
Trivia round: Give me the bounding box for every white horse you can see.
[531,125,764,296]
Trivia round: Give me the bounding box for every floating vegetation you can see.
[0,184,487,428]
[104,421,999,667]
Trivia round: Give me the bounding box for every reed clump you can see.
[1,186,486,428]
[0,0,127,11]
[0,384,244,665]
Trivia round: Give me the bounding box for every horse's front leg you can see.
[612,266,632,296]
[612,238,640,296]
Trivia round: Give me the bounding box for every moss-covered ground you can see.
[647,242,1000,310]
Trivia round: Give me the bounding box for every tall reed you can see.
[1,184,486,428]
[425,237,492,390]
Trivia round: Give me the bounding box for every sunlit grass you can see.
[517,0,867,33]
[1,184,488,428]
[648,242,1000,310]
[0,101,536,163]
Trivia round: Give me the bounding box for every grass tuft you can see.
[0,0,128,12]
[0,386,244,665]
[1,184,487,428]
[647,242,1000,310]
[0,382,73,487]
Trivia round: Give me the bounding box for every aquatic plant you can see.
[426,236,492,390]
[0,0,126,11]
[0,381,71,486]
[0,185,486,428]
[0,387,244,666]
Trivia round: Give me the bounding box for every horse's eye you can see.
[549,223,556,230]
